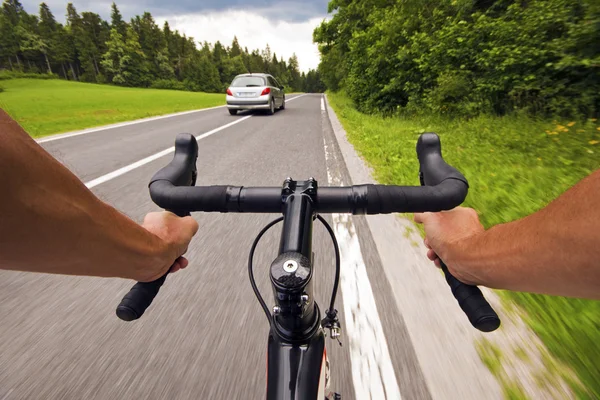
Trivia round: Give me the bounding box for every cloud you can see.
[157,10,325,72]
[21,0,329,22]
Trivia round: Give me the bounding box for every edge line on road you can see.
[321,96,402,400]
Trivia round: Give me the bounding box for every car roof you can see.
[234,73,270,77]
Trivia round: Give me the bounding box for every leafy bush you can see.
[316,0,600,119]
[150,79,186,91]
[0,71,59,81]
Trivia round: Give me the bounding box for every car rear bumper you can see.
[226,94,270,110]
[227,100,270,109]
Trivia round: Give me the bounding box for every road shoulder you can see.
[324,94,504,400]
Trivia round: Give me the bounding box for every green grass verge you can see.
[328,91,600,399]
[0,79,225,137]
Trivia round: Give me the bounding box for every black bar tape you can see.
[365,179,467,214]
[116,275,167,321]
[149,181,231,213]
[441,262,500,332]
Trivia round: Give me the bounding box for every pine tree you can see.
[38,3,57,73]
[110,2,126,37]
[230,36,242,57]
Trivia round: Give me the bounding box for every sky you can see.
[20,0,330,72]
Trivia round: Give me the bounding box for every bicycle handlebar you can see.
[147,133,469,214]
[116,132,500,332]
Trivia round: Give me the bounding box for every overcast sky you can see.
[19,0,329,72]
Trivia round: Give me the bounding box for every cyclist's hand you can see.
[140,211,199,281]
[414,207,483,284]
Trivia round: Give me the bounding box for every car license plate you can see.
[238,92,254,97]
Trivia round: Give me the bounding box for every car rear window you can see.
[231,76,266,87]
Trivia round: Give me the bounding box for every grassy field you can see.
[327,91,600,399]
[0,79,225,137]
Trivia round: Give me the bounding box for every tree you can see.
[230,36,242,57]
[101,26,149,87]
[110,2,126,37]
[1,0,24,68]
[287,53,301,92]
[37,3,58,73]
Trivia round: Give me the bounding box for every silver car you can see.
[226,73,285,116]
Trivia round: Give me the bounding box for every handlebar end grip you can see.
[441,262,501,332]
[474,315,501,333]
[115,275,167,322]
[116,304,139,322]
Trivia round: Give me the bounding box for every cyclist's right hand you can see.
[139,211,199,282]
[414,207,484,285]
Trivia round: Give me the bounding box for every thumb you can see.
[413,212,432,224]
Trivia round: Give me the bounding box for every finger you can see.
[427,249,438,261]
[434,259,442,268]
[169,257,184,273]
[424,238,431,249]
[178,257,189,269]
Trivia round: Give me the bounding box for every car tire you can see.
[279,96,285,110]
[268,98,275,115]
[228,109,238,116]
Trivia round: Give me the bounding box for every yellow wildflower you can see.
[589,140,599,145]
[556,125,565,130]
[567,122,576,127]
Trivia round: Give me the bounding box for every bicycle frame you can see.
[266,178,330,400]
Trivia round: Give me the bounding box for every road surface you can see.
[0,95,439,399]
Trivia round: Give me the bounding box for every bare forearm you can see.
[0,110,166,280]
[456,170,600,299]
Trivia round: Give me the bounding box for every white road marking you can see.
[322,103,402,399]
[84,116,252,188]
[321,97,325,111]
[38,94,308,144]
[83,93,310,188]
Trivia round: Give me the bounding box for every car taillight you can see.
[226,88,233,96]
[261,87,271,96]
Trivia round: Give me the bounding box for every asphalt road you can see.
[0,95,432,399]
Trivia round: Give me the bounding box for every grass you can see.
[476,338,504,378]
[328,91,600,399]
[0,79,225,137]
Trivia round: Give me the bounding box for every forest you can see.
[314,0,599,119]
[0,0,326,93]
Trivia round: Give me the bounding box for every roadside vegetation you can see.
[0,78,224,137]
[318,0,599,396]
[328,89,600,399]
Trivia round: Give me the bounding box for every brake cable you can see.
[248,214,342,326]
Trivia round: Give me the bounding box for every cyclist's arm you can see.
[0,109,198,281]
[415,169,600,299]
